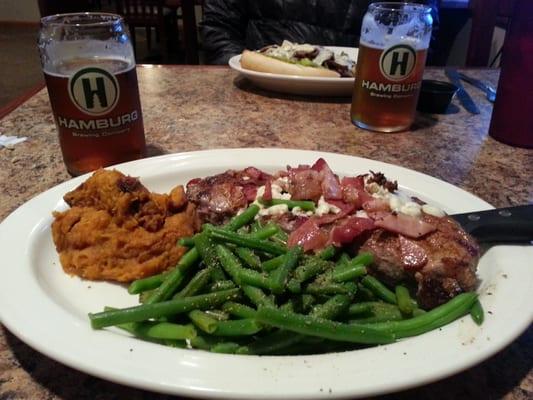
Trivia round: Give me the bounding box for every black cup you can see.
[417,80,458,114]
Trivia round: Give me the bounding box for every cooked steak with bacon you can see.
[186,167,271,225]
[185,158,480,309]
[360,214,479,309]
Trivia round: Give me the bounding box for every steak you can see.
[186,167,270,225]
[360,214,479,309]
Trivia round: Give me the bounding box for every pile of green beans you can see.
[89,205,482,355]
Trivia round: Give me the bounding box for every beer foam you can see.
[41,39,134,75]
[360,8,432,51]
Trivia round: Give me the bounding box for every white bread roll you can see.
[240,50,340,78]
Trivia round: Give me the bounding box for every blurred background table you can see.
[0,65,531,399]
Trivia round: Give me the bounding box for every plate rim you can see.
[1,148,532,399]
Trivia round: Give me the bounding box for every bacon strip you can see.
[374,213,436,238]
[287,218,329,251]
[329,216,375,246]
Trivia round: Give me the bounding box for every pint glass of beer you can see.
[38,13,146,176]
[351,3,433,132]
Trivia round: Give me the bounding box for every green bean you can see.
[214,319,262,336]
[332,265,367,282]
[293,257,332,283]
[261,254,285,272]
[188,335,213,350]
[250,219,263,233]
[109,306,198,341]
[249,223,280,240]
[395,285,414,315]
[210,265,227,282]
[261,198,316,212]
[138,289,155,304]
[286,279,302,293]
[256,306,394,344]
[361,275,397,304]
[318,245,338,260]
[189,310,218,333]
[355,283,376,301]
[310,294,352,320]
[223,204,261,231]
[280,299,295,312]
[204,309,229,321]
[207,227,287,255]
[336,252,352,266]
[235,247,262,270]
[269,245,302,294]
[270,227,289,245]
[241,285,275,307]
[301,294,316,313]
[216,245,273,290]
[128,272,168,295]
[132,321,197,340]
[347,301,399,316]
[211,342,250,354]
[209,280,236,292]
[222,301,257,319]
[144,247,200,304]
[114,322,182,345]
[178,236,196,247]
[305,281,357,296]
[173,267,212,299]
[247,329,304,355]
[89,288,240,329]
[350,306,404,323]
[470,299,484,325]
[350,252,374,266]
[362,292,478,339]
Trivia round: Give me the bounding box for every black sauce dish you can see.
[417,80,458,114]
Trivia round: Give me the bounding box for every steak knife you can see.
[450,204,533,243]
[444,68,481,114]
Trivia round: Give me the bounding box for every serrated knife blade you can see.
[445,68,481,114]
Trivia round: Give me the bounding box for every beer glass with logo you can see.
[351,3,433,132]
[38,13,146,176]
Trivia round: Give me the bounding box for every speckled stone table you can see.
[0,66,531,399]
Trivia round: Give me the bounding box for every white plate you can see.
[1,148,532,399]
[228,47,358,96]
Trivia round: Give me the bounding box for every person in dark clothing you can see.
[200,0,439,65]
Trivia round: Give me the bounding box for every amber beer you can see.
[351,3,433,132]
[351,43,428,131]
[44,59,145,175]
[38,13,146,176]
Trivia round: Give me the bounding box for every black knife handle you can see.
[452,205,533,243]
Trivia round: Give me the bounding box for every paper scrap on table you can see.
[0,135,28,148]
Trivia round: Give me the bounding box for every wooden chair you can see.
[165,0,202,64]
[115,0,179,60]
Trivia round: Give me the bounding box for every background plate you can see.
[229,47,358,96]
[0,148,532,399]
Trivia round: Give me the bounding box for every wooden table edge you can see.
[0,83,45,120]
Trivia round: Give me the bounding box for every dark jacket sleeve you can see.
[200,0,249,65]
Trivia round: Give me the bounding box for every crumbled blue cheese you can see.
[399,201,422,217]
[355,210,369,218]
[316,196,341,216]
[422,204,446,217]
[258,203,289,217]
[365,175,444,218]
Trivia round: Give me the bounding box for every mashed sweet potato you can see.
[52,169,199,282]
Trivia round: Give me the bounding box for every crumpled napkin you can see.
[0,134,27,148]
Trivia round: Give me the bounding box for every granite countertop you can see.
[0,66,531,399]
